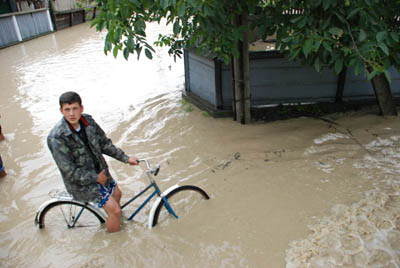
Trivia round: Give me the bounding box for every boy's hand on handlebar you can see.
[128,156,139,166]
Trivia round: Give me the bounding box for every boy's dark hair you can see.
[59,91,82,107]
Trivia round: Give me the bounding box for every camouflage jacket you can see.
[47,114,129,203]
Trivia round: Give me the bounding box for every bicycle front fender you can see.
[147,184,179,229]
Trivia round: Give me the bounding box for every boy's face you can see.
[60,102,84,128]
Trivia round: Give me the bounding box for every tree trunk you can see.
[233,13,251,124]
[370,73,398,116]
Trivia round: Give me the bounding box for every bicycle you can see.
[34,159,210,230]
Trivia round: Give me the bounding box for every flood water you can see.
[1,23,400,268]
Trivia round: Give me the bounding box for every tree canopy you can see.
[258,0,400,81]
[92,0,400,81]
[90,0,257,63]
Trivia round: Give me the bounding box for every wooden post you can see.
[242,12,251,124]
[230,58,237,121]
[233,15,243,122]
[335,67,347,103]
[214,58,223,109]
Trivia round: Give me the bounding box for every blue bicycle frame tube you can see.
[162,196,179,219]
[121,183,154,210]
[127,190,159,221]
[70,206,86,228]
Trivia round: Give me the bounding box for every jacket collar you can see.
[60,115,90,136]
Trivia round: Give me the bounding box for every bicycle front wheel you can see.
[152,185,210,227]
[38,201,105,230]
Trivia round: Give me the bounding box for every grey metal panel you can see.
[221,66,233,108]
[15,13,38,39]
[0,16,19,47]
[32,11,52,34]
[188,52,217,106]
[344,66,400,100]
[185,50,400,109]
[249,57,337,105]
[15,10,51,40]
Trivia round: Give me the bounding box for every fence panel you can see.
[0,16,20,47]
[0,9,52,47]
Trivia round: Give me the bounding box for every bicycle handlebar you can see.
[138,159,160,176]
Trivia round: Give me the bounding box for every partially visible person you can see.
[0,155,6,178]
[0,113,6,178]
[47,91,139,232]
[0,113,4,141]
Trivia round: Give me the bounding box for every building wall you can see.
[184,49,400,110]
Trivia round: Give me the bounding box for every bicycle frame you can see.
[121,159,178,221]
[35,159,180,229]
[121,181,178,221]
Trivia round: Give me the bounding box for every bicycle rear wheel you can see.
[152,185,209,227]
[38,201,105,230]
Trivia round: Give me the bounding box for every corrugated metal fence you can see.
[0,8,53,48]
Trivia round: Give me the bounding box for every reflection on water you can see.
[0,22,400,268]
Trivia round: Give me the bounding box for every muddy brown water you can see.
[1,23,400,268]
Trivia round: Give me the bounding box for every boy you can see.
[48,91,138,232]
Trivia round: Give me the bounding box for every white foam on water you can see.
[314,133,350,145]
[286,136,400,268]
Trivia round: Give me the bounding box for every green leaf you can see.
[204,5,214,16]
[290,16,303,24]
[376,31,386,43]
[129,0,141,7]
[390,32,399,43]
[322,41,332,52]
[104,35,112,52]
[135,20,146,32]
[135,46,142,59]
[113,46,119,58]
[314,39,322,51]
[314,57,322,72]
[289,48,301,61]
[127,37,134,52]
[383,70,392,84]
[354,58,363,75]
[145,48,153,59]
[329,27,342,36]
[177,1,186,17]
[123,47,130,60]
[334,12,346,23]
[173,20,180,35]
[379,43,389,56]
[323,0,330,10]
[298,16,307,28]
[334,58,343,74]
[367,69,376,80]
[161,0,169,10]
[359,30,367,42]
[303,39,313,58]
[347,7,361,19]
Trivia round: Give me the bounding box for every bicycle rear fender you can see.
[34,198,107,226]
[147,184,179,229]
